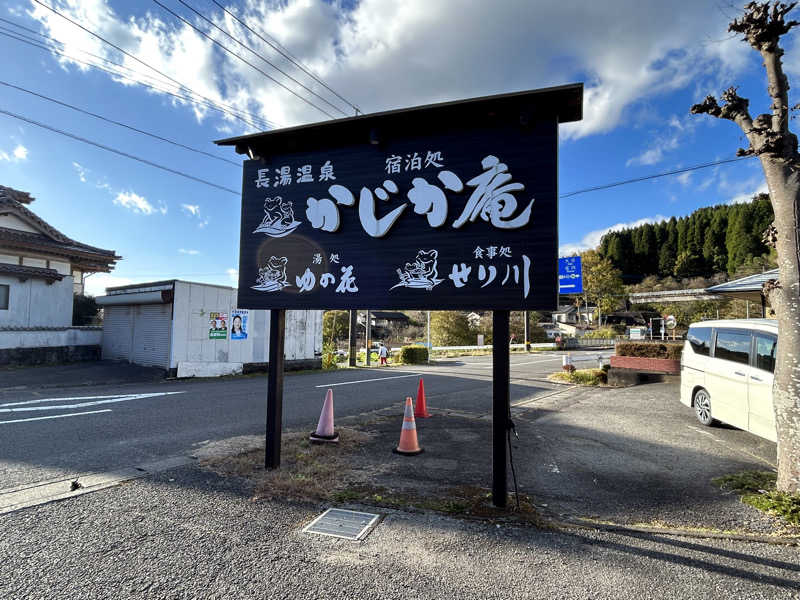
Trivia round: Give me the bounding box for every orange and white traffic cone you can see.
[310,388,339,444]
[394,397,423,455]
[414,377,431,418]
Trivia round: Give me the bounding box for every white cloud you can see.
[83,273,133,297]
[114,191,156,215]
[675,171,692,186]
[181,203,207,227]
[728,182,769,204]
[72,161,88,182]
[559,214,669,256]
[179,248,200,255]
[1,143,28,163]
[226,268,238,282]
[626,114,692,167]
[28,0,754,141]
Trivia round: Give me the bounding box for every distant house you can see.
[552,304,597,325]
[357,310,410,340]
[0,185,119,364]
[605,310,661,326]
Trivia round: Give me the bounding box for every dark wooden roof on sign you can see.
[215,83,583,156]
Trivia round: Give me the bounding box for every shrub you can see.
[321,342,338,370]
[399,345,429,364]
[550,368,606,385]
[356,351,379,364]
[615,342,682,360]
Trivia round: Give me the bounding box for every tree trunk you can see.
[763,158,800,492]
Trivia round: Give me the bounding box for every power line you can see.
[174,0,349,117]
[31,0,276,130]
[209,0,360,115]
[0,17,178,90]
[0,27,276,131]
[0,80,240,166]
[559,156,756,198]
[0,107,239,196]
[151,0,338,120]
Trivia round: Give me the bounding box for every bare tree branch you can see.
[691,87,757,149]
[729,2,798,137]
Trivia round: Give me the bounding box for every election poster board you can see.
[231,309,248,340]
[222,85,583,311]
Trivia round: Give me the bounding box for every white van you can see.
[680,319,777,442]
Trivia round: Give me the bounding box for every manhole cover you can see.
[302,508,381,541]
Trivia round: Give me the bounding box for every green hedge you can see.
[615,342,682,360]
[357,351,380,363]
[399,345,429,364]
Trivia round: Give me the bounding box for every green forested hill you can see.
[597,194,774,281]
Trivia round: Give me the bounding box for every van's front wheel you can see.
[693,388,715,426]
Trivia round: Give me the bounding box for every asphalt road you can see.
[0,351,613,489]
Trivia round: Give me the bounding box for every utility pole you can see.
[366,310,371,366]
[426,311,431,363]
[524,310,530,351]
[348,310,357,367]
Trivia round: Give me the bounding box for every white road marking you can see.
[511,386,578,407]
[686,425,776,468]
[687,425,717,438]
[0,392,186,413]
[476,358,563,369]
[0,409,112,425]
[315,373,421,388]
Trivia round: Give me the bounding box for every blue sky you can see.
[0,0,794,296]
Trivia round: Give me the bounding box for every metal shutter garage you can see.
[102,305,134,361]
[131,303,172,368]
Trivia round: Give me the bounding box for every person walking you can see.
[378,343,389,366]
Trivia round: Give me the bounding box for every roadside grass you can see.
[203,428,371,501]
[712,471,800,526]
[201,427,546,526]
[548,368,607,386]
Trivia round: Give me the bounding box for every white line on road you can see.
[0,392,184,408]
[476,358,563,369]
[0,392,186,413]
[686,425,776,468]
[0,409,112,425]
[315,373,421,388]
[686,425,717,438]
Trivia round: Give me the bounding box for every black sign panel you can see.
[237,120,557,310]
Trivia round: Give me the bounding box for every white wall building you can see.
[97,280,322,376]
[0,185,119,364]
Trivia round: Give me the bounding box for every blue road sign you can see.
[558,256,583,294]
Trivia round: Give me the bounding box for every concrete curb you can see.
[0,455,194,516]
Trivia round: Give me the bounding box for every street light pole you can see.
[427,311,431,363]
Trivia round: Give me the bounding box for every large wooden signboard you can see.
[222,85,583,311]
[217,84,583,504]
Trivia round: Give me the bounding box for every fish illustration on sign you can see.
[253,197,301,237]
[252,256,290,292]
[390,249,443,291]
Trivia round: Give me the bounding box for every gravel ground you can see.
[1,465,798,600]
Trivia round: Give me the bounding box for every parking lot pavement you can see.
[516,382,783,533]
[1,464,798,600]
